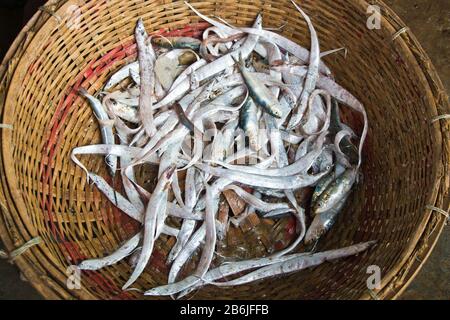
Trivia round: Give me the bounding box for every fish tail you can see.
[78,87,88,96]
[231,51,245,69]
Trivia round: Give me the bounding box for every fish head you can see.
[178,51,198,65]
[164,165,177,180]
[312,195,328,215]
[135,18,147,38]
[323,163,334,174]
[105,155,116,177]
[253,13,263,28]
[270,106,283,118]
[152,37,171,47]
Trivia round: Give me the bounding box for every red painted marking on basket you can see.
[122,220,140,235]
[111,291,134,300]
[63,239,125,295]
[274,240,285,251]
[55,234,120,297]
[62,241,86,262]
[189,22,211,30]
[42,21,210,201]
[98,44,122,64]
[62,226,129,295]
[149,249,168,273]
[27,60,39,75]
[40,61,121,295]
[72,240,134,299]
[40,23,209,298]
[83,270,124,296]
[163,22,210,38]
[155,28,168,35]
[285,217,297,240]
[82,65,95,79]
[41,55,123,193]
[116,41,133,51]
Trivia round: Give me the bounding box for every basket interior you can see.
[1,0,442,299]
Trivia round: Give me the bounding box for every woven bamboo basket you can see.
[0,0,448,300]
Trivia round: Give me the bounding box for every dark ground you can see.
[0,0,448,300]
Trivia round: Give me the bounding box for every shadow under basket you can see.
[0,0,449,300]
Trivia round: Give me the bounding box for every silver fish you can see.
[78,88,117,176]
[312,168,357,215]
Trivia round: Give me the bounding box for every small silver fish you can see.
[312,168,357,215]
[235,54,282,118]
[305,194,349,244]
[152,37,202,51]
[239,96,260,151]
[78,88,117,177]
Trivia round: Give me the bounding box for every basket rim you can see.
[0,0,448,300]
[0,0,95,300]
[361,0,450,300]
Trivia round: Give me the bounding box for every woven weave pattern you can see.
[0,0,448,300]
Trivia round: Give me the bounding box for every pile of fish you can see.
[73,1,374,298]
